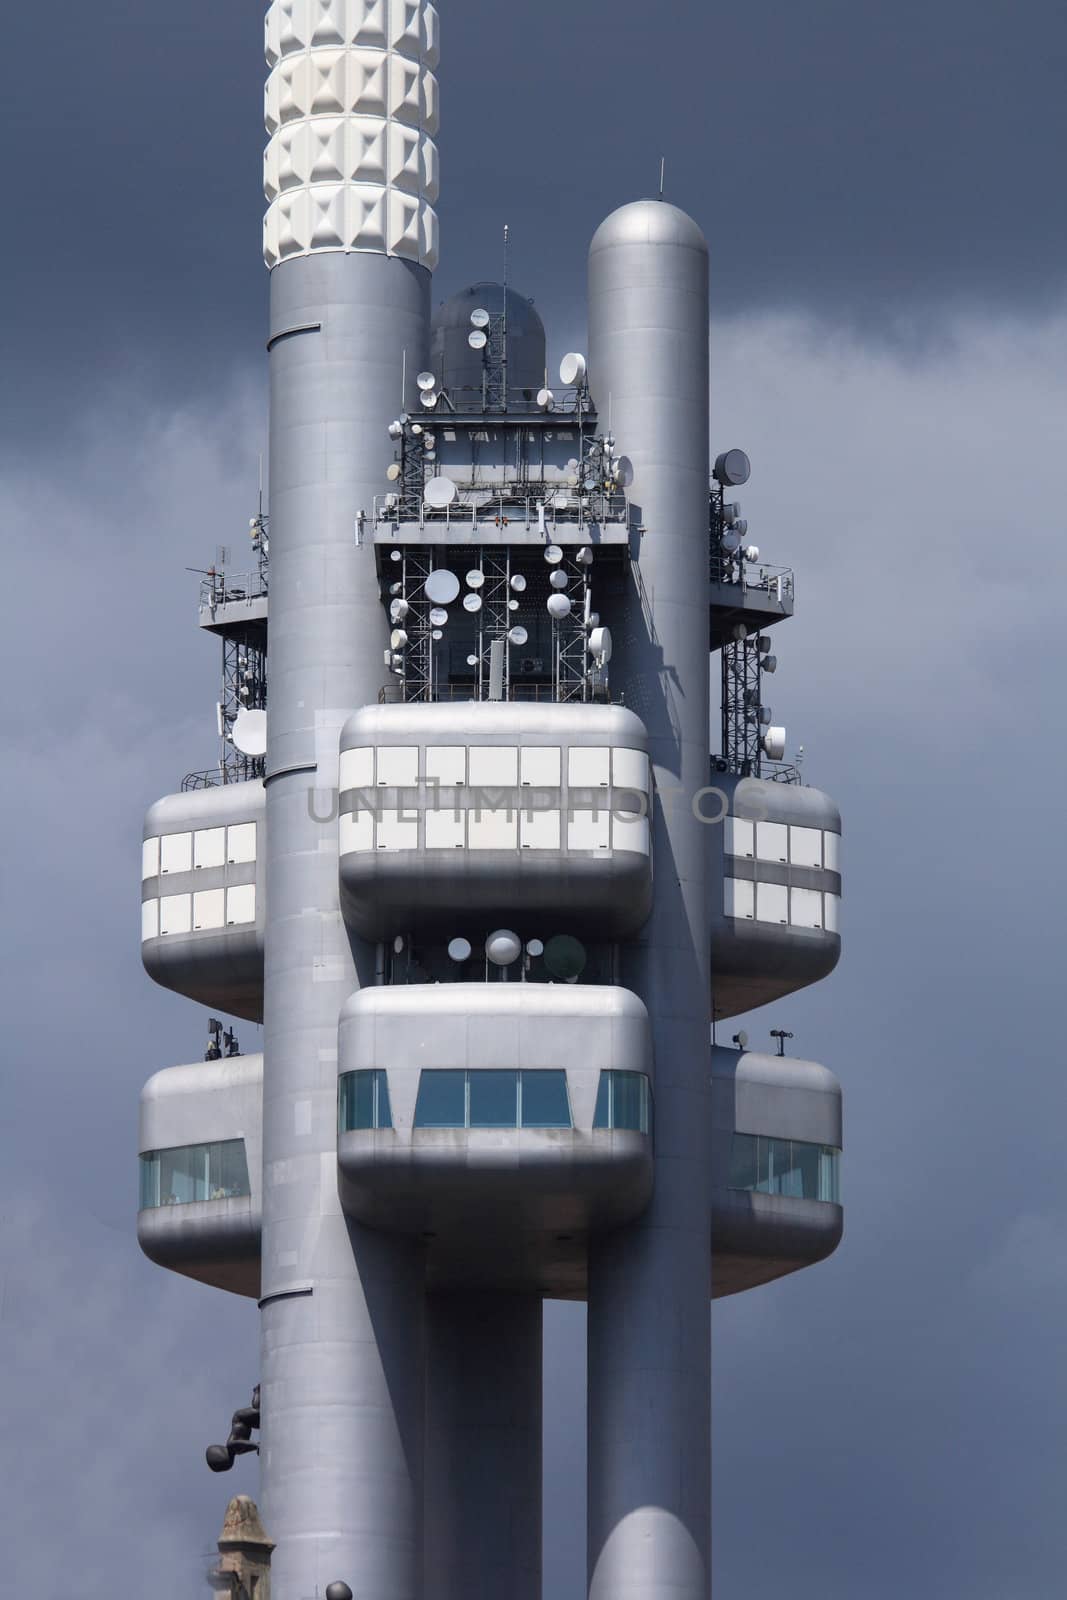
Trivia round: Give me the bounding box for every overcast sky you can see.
[2,3,1066,1596]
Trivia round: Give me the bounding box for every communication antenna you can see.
[502,223,510,412]
[659,156,666,199]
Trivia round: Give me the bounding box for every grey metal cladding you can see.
[710,1048,842,1148]
[137,1055,264,1298]
[713,771,842,832]
[142,778,266,840]
[710,921,841,1021]
[141,926,265,1024]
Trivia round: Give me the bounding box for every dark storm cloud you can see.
[5,0,1066,438]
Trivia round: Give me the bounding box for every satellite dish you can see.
[733,519,748,537]
[587,626,612,664]
[720,530,742,554]
[526,938,545,958]
[763,655,778,674]
[411,423,423,435]
[432,628,443,640]
[420,390,439,409]
[448,937,472,963]
[486,929,522,967]
[759,707,773,726]
[761,726,787,761]
[586,611,600,628]
[390,549,402,562]
[537,388,556,411]
[560,352,587,387]
[553,491,571,509]
[468,329,488,351]
[575,546,593,566]
[744,545,760,563]
[425,569,461,604]
[547,593,572,619]
[388,420,403,438]
[549,570,569,590]
[734,1029,749,1050]
[714,449,751,487]
[544,545,563,565]
[724,502,741,526]
[509,573,527,592]
[386,462,401,481]
[470,308,490,329]
[389,598,409,621]
[232,708,267,758]
[463,592,483,613]
[466,569,485,588]
[466,653,479,667]
[732,624,748,642]
[508,626,528,647]
[390,628,409,651]
[508,599,520,611]
[614,456,634,489]
[416,371,436,391]
[424,476,457,509]
[544,934,587,981]
[429,607,449,627]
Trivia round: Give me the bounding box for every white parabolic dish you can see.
[232,708,267,757]
[424,476,457,509]
[425,569,461,604]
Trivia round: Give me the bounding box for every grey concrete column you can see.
[586,201,714,1600]
[260,252,430,1600]
[423,1292,543,1600]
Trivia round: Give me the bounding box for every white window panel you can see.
[340,810,374,854]
[339,746,374,791]
[160,832,192,875]
[568,809,611,850]
[755,821,788,863]
[790,825,823,869]
[756,881,789,924]
[377,809,419,850]
[724,878,754,920]
[426,746,466,786]
[469,746,518,787]
[520,746,561,786]
[612,747,649,792]
[194,827,226,870]
[226,884,256,925]
[825,892,841,933]
[568,746,611,787]
[141,898,159,941]
[468,808,518,849]
[193,888,226,930]
[227,822,257,864]
[141,838,160,880]
[790,887,824,929]
[520,809,561,850]
[425,809,466,849]
[159,893,192,936]
[613,813,650,855]
[724,817,754,859]
[825,832,842,873]
[377,746,419,787]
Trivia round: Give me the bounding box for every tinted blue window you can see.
[138,1140,250,1208]
[414,1070,467,1127]
[593,1071,651,1133]
[339,1070,392,1131]
[520,1071,571,1128]
[469,1070,518,1127]
[728,1135,841,1203]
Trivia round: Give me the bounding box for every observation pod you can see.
[710,772,842,1019]
[337,984,654,1296]
[140,782,264,1022]
[137,1055,263,1298]
[338,702,653,940]
[710,1047,843,1296]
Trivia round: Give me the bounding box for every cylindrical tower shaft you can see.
[423,1292,543,1600]
[258,5,440,1596]
[586,201,714,1600]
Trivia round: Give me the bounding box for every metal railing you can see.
[709,557,795,605]
[711,758,804,785]
[375,490,628,535]
[199,570,269,610]
[379,682,623,706]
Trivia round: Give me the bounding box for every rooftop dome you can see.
[430,282,547,396]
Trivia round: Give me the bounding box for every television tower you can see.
[137,5,844,1597]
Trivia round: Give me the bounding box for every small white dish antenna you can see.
[560,352,587,387]
[526,938,544,958]
[576,546,593,566]
[761,726,787,761]
[466,653,479,667]
[544,544,563,565]
[232,708,267,758]
[411,423,423,435]
[733,519,748,537]
[508,598,520,611]
[508,625,528,647]
[388,420,403,438]
[758,707,773,726]
[587,626,612,664]
[724,502,741,526]
[425,569,461,604]
[763,655,778,674]
[537,388,556,411]
[448,937,472,963]
[486,929,522,967]
[586,611,600,628]
[744,545,760,563]
[549,569,569,590]
[390,628,409,651]
[566,458,579,471]
[470,308,490,329]
[463,592,483,613]
[389,598,410,621]
[432,628,443,640]
[468,329,488,351]
[614,456,634,488]
[547,593,572,619]
[554,491,571,508]
[420,390,439,409]
[416,370,436,391]
[429,606,449,627]
[389,581,403,595]
[424,476,457,509]
[466,569,485,588]
[390,549,402,562]
[720,530,742,555]
[386,462,401,481]
[510,573,527,592]
[714,449,751,487]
